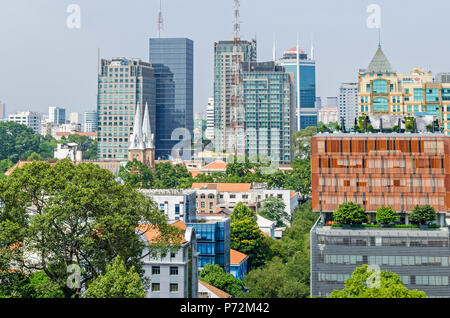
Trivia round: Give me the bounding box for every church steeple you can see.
[129,102,145,150]
[128,102,155,169]
[142,102,155,150]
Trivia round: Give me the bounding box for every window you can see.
[373,80,388,94]
[152,266,160,275]
[170,283,178,293]
[373,97,389,112]
[170,267,179,276]
[170,252,176,258]
[152,283,160,292]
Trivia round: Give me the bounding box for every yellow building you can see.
[358,45,450,135]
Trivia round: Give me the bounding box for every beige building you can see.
[358,45,450,134]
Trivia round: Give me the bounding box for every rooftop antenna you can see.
[157,0,164,38]
[310,33,315,60]
[378,28,381,48]
[233,0,240,41]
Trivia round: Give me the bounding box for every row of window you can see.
[151,283,179,293]
[151,266,179,275]
[323,254,449,267]
[317,236,448,247]
[318,272,449,286]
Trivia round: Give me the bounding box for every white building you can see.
[138,189,197,223]
[69,112,80,124]
[0,102,5,119]
[205,98,214,140]
[54,143,82,162]
[48,106,66,124]
[257,215,276,238]
[339,83,359,131]
[8,111,41,134]
[138,221,198,298]
[318,107,339,125]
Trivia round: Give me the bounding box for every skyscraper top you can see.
[366,45,395,73]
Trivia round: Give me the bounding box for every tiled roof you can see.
[198,280,231,298]
[202,160,227,170]
[136,223,186,244]
[192,183,252,192]
[230,249,248,265]
[290,191,297,198]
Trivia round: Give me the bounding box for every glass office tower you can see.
[149,38,194,160]
[97,58,156,160]
[278,47,317,130]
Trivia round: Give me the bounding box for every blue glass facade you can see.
[278,50,317,130]
[187,218,231,273]
[149,38,194,160]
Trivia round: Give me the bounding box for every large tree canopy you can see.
[0,160,181,298]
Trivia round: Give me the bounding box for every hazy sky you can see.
[1,0,449,117]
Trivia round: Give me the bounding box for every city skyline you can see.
[1,0,450,117]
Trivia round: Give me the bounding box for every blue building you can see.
[149,38,194,160]
[187,216,231,273]
[277,46,317,130]
[230,249,249,281]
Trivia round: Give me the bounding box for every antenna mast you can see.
[157,0,164,38]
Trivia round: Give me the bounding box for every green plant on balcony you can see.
[333,202,366,225]
[426,124,433,132]
[376,206,399,225]
[392,125,399,133]
[409,205,437,226]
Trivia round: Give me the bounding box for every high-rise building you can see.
[435,73,450,83]
[8,111,41,134]
[358,45,450,135]
[205,98,215,140]
[277,46,317,130]
[0,102,5,119]
[339,83,359,130]
[97,57,156,160]
[149,38,194,160]
[241,61,295,164]
[83,111,98,132]
[213,39,257,153]
[48,107,66,125]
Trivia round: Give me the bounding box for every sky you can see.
[1,0,450,118]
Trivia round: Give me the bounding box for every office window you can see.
[170,267,179,276]
[152,283,160,292]
[170,283,178,293]
[373,80,388,94]
[152,266,160,275]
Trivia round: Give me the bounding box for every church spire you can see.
[142,102,154,150]
[129,102,145,150]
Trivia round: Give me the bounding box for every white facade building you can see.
[54,143,82,162]
[8,111,41,134]
[138,189,197,223]
[318,107,339,125]
[48,106,66,124]
[69,112,80,124]
[205,98,214,140]
[339,83,359,131]
[84,111,98,132]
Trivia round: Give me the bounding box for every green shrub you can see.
[333,202,366,225]
[376,206,399,225]
[409,205,436,225]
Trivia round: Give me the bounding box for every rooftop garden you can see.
[326,202,442,229]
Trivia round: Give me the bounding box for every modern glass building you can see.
[241,61,295,164]
[97,58,156,160]
[277,47,317,130]
[149,38,194,160]
[213,39,257,153]
[83,111,98,132]
[187,216,231,273]
[48,106,66,125]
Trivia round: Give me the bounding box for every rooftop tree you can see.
[333,202,366,225]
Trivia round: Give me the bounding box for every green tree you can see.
[376,206,399,225]
[0,121,40,163]
[230,217,270,269]
[118,159,154,189]
[28,271,64,298]
[0,159,13,176]
[330,265,427,298]
[291,126,318,159]
[84,256,146,298]
[333,202,366,225]
[231,202,257,223]
[199,264,244,297]
[259,196,289,227]
[409,205,437,225]
[0,160,180,298]
[27,152,42,161]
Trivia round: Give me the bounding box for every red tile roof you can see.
[198,280,231,298]
[230,249,248,265]
[202,160,227,170]
[136,222,187,244]
[192,183,252,192]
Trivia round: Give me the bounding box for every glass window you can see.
[170,267,179,275]
[373,98,389,112]
[152,283,160,292]
[373,80,388,94]
[152,266,160,275]
[170,283,178,293]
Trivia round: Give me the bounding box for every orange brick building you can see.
[311,133,450,224]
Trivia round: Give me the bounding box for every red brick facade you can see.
[311,134,450,213]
